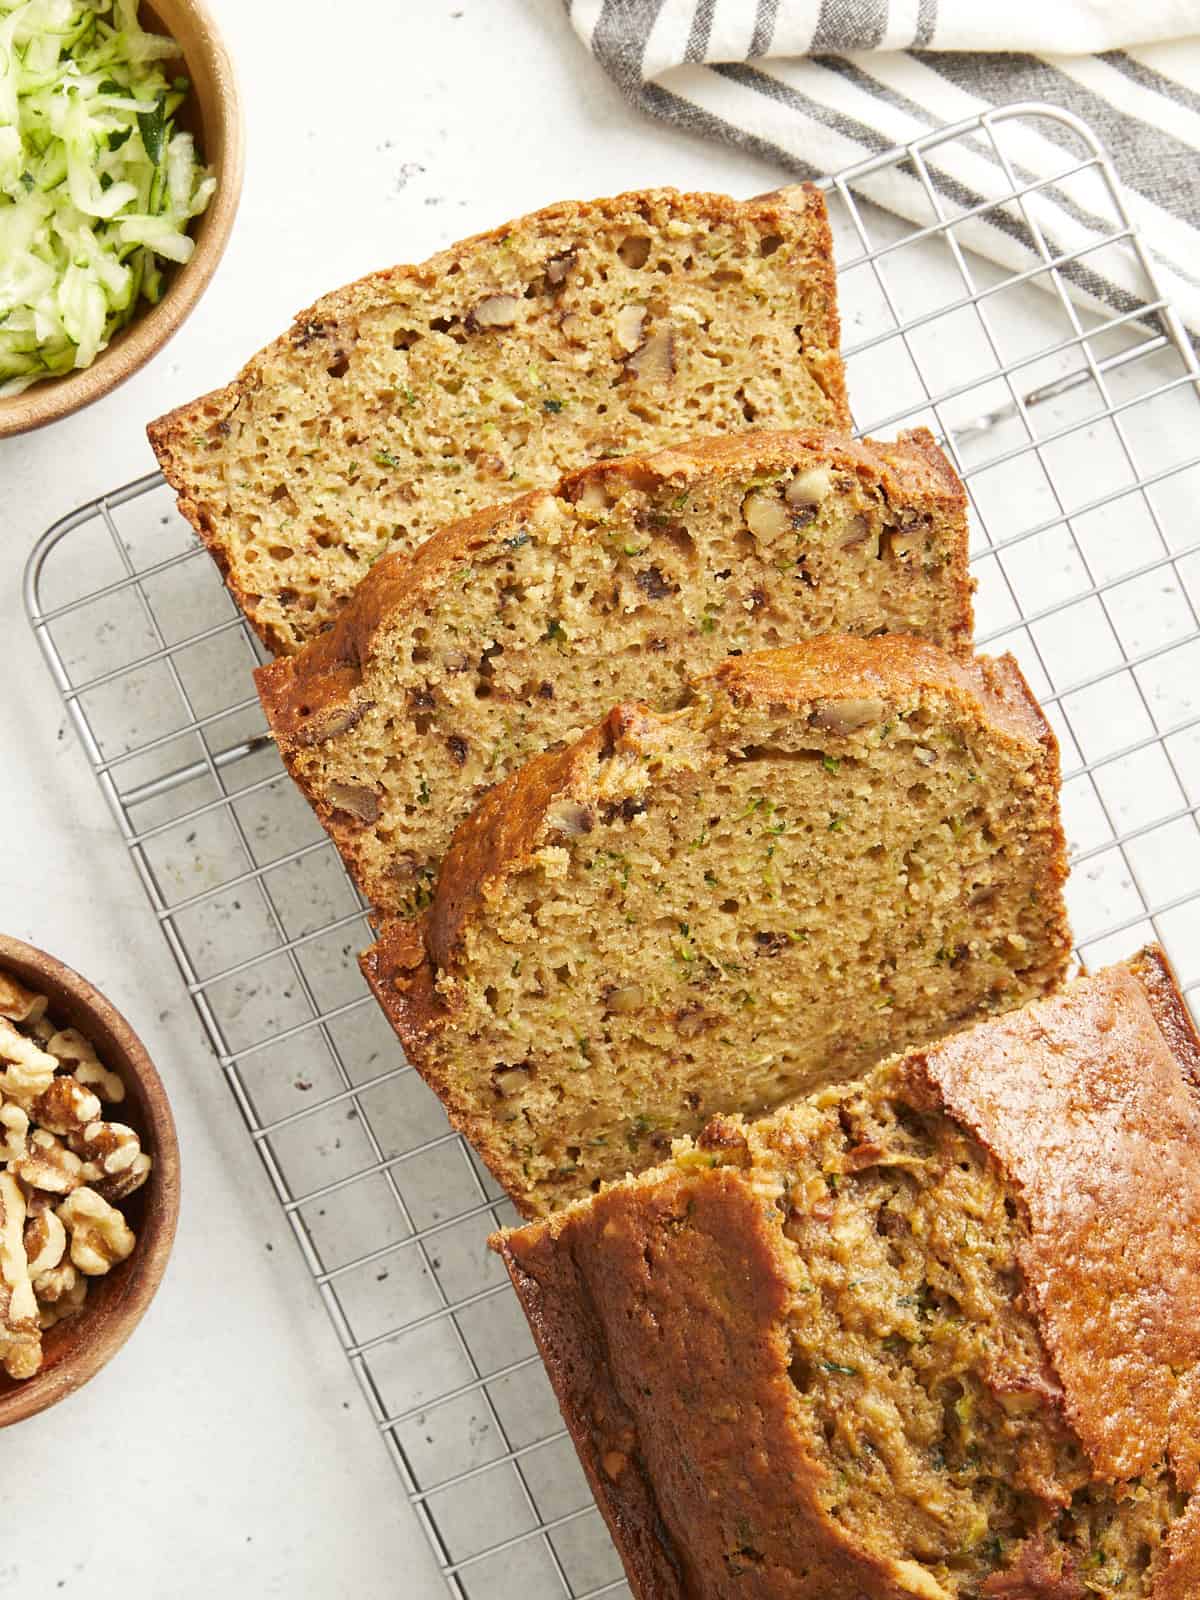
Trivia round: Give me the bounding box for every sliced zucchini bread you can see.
[495,947,1200,1600]
[257,427,973,919]
[148,186,850,654]
[361,635,1071,1217]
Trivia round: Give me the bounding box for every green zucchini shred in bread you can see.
[361,635,1071,1218]
[147,185,850,654]
[495,948,1200,1600]
[256,426,973,918]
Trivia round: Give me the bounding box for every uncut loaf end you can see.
[495,947,1200,1600]
[361,635,1071,1219]
[148,186,849,654]
[257,426,973,919]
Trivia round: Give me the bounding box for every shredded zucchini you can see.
[0,0,216,395]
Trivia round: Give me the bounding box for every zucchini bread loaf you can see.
[495,947,1200,1600]
[257,427,972,918]
[362,635,1071,1217]
[147,186,850,654]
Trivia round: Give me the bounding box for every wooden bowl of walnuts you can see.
[0,934,180,1426]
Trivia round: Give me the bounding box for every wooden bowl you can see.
[0,935,180,1426]
[0,0,244,439]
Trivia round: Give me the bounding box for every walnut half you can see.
[0,973,47,1025]
[72,1120,142,1178]
[11,1128,85,1196]
[31,1075,102,1136]
[810,698,886,735]
[468,294,521,330]
[57,1188,136,1277]
[48,1028,126,1103]
[625,328,676,383]
[0,1020,56,1108]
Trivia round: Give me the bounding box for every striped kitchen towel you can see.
[567,1,1200,342]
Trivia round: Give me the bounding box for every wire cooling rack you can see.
[24,102,1200,1600]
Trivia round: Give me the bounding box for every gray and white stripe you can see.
[570,0,1200,339]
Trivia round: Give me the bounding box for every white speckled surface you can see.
[4,3,1200,1596]
[0,2,789,1592]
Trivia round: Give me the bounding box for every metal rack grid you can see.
[24,102,1200,1599]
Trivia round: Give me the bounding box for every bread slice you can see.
[257,427,972,919]
[361,635,1071,1217]
[494,947,1200,1600]
[148,186,850,654]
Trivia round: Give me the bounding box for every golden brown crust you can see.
[498,1171,923,1600]
[1128,944,1200,1092]
[254,425,972,745]
[1154,1493,1200,1599]
[773,183,848,423]
[357,918,527,1190]
[357,727,624,1199]
[911,952,1200,1487]
[496,1200,693,1600]
[493,949,1200,1600]
[751,182,848,425]
[698,635,1046,748]
[147,383,274,638]
[254,488,542,733]
[149,186,850,655]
